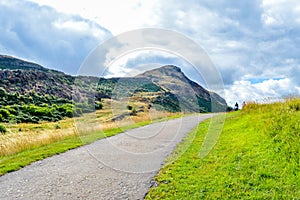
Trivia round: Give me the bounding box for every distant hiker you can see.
[234,102,239,111]
[242,101,246,109]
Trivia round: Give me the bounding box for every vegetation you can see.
[0,93,73,123]
[0,124,6,134]
[0,101,182,175]
[152,92,181,112]
[0,54,228,178]
[98,78,163,98]
[146,98,300,199]
[0,87,104,123]
[0,124,136,175]
[0,55,227,118]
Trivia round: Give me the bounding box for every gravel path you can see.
[0,114,214,199]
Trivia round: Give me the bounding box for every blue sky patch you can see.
[248,77,283,84]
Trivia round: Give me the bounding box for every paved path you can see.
[0,114,214,199]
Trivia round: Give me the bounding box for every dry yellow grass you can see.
[0,100,180,157]
[0,127,76,156]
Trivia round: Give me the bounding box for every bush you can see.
[74,107,82,117]
[0,124,7,134]
[131,108,137,116]
[0,108,10,118]
[5,106,17,115]
[0,95,92,123]
[95,101,103,110]
[55,124,61,129]
[58,103,73,118]
[226,106,233,112]
[75,102,93,113]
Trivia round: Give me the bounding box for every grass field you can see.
[0,99,182,175]
[146,98,300,199]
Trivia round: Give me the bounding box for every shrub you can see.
[131,108,137,116]
[0,87,7,96]
[5,106,17,115]
[0,124,7,134]
[58,104,73,118]
[76,102,93,113]
[0,108,10,118]
[226,106,233,112]
[55,124,61,129]
[74,107,82,117]
[95,101,103,110]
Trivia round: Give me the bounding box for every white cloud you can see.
[27,0,159,34]
[261,0,300,27]
[104,50,177,78]
[102,50,205,83]
[2,0,300,105]
[52,19,107,39]
[225,78,298,107]
[78,28,224,93]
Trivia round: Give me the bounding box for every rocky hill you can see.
[0,55,63,74]
[0,54,227,123]
[136,65,227,112]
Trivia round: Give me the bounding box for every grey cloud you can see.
[150,0,300,103]
[0,0,112,74]
[154,1,299,91]
[290,65,300,87]
[80,28,221,91]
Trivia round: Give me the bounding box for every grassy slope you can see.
[146,98,300,199]
[0,113,182,176]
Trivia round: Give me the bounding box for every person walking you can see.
[242,101,246,109]
[234,102,239,111]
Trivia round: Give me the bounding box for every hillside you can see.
[136,65,227,112]
[146,98,300,199]
[0,55,64,75]
[0,54,227,123]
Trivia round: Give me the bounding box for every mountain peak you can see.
[141,65,182,74]
[159,65,181,71]
[135,65,227,112]
[136,65,186,81]
[0,54,227,113]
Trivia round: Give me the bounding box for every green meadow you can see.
[146,98,300,199]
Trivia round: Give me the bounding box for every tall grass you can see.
[146,98,300,199]
[0,108,180,157]
[0,106,182,175]
[244,97,300,169]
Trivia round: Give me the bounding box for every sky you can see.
[0,0,299,106]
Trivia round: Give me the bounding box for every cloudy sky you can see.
[0,0,299,106]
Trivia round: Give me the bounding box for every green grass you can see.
[0,114,182,176]
[146,98,300,199]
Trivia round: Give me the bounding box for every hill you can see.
[0,54,227,123]
[0,55,63,74]
[146,98,300,199]
[136,65,226,112]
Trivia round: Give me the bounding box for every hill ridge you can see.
[136,64,227,112]
[0,54,64,75]
[0,54,227,122]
